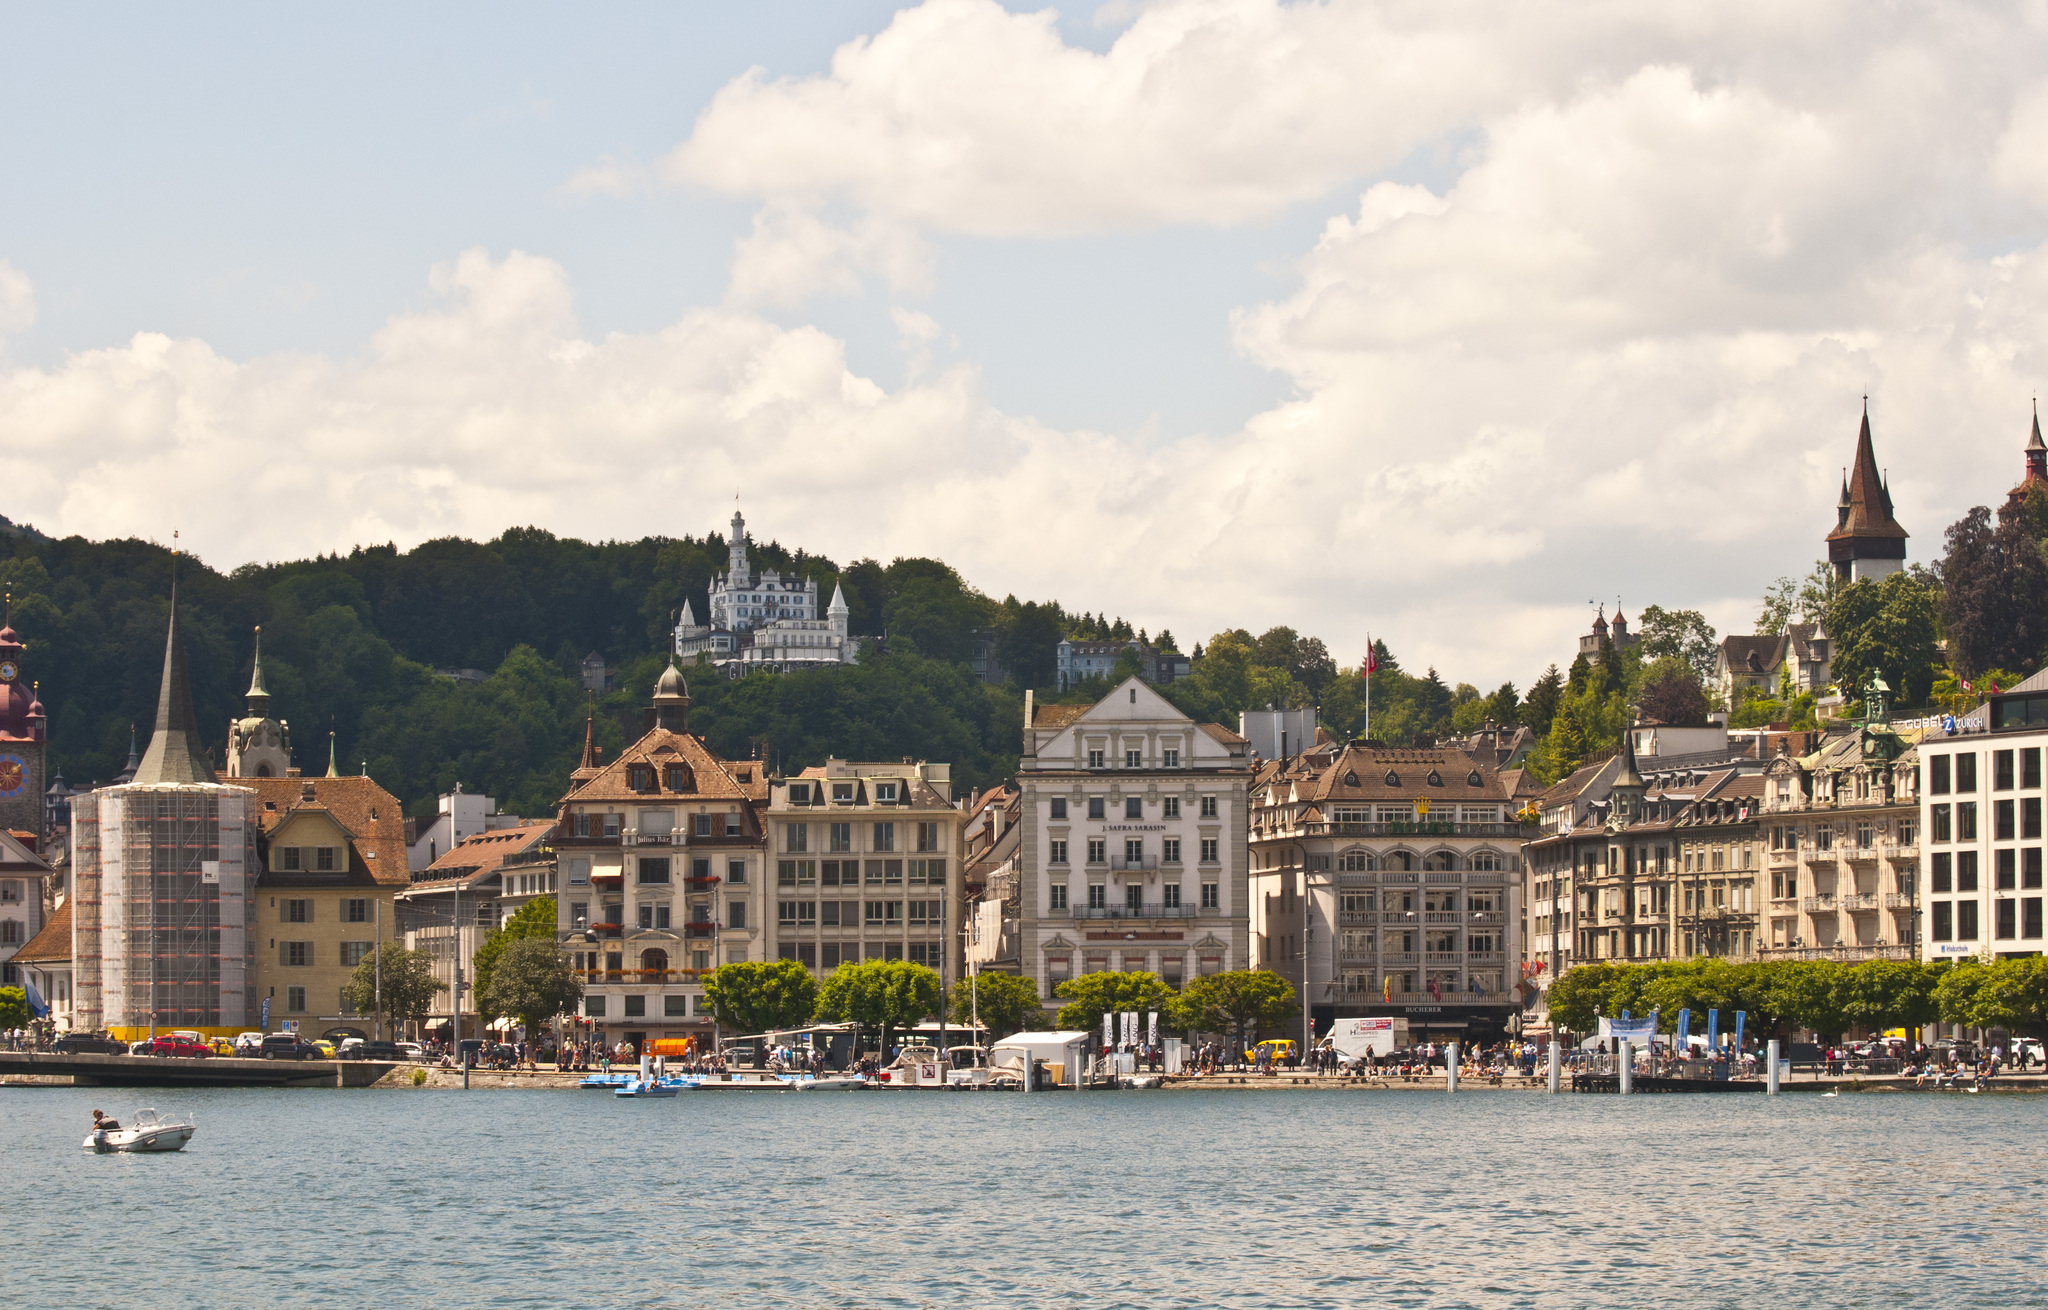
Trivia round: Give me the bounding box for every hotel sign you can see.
[1087,931,1184,942]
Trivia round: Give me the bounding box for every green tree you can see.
[1636,605,1719,684]
[1636,657,1710,726]
[1052,971,1176,1034]
[0,986,27,1030]
[1765,962,1851,1042]
[477,936,583,1036]
[1758,562,1839,635]
[470,896,562,1018]
[813,959,944,1052]
[703,959,821,1035]
[342,945,448,1030]
[1827,569,1943,706]
[1165,969,1293,1049]
[1522,665,1565,736]
[1948,956,2048,1039]
[1541,961,1620,1034]
[1834,959,1940,1035]
[947,972,1045,1040]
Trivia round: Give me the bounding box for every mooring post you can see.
[1767,1039,1781,1096]
[1446,1041,1459,1094]
[1618,1039,1632,1095]
[1547,1039,1561,1093]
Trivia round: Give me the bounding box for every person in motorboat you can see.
[92,1109,121,1134]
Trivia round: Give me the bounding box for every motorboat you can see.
[578,1072,634,1090]
[788,1074,866,1091]
[85,1109,195,1153]
[612,1076,682,1098]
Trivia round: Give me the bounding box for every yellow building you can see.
[235,773,410,1041]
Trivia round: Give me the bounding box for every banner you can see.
[1734,1011,1746,1052]
[1676,1009,1692,1047]
[1598,1016,1658,1044]
[1122,1011,1138,1048]
[1103,1013,1114,1050]
[1706,1010,1720,1052]
[1330,1016,1396,1057]
[1147,1012,1158,1048]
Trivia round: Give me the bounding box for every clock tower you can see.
[0,595,48,845]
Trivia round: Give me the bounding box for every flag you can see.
[1734,1010,1746,1052]
[1677,1008,1692,1049]
[1706,1009,1720,1052]
[1383,975,1392,1001]
[1962,678,1974,691]
[20,976,49,1019]
[1991,680,2003,695]
[1471,976,1485,996]
[1428,977,1442,1001]
[1364,639,1378,676]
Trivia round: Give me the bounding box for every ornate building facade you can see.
[672,510,857,676]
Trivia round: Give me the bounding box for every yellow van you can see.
[1245,1039,1297,1065]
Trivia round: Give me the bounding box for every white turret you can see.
[729,510,749,579]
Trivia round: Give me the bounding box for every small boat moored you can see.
[85,1109,196,1153]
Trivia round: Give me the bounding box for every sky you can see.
[5,0,2048,690]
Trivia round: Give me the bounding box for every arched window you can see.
[1470,850,1502,872]
[640,948,669,975]
[1422,850,1457,871]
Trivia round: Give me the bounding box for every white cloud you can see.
[0,261,36,336]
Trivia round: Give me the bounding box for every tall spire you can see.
[246,624,271,707]
[326,729,339,778]
[580,691,598,770]
[130,572,216,786]
[2012,400,2047,506]
[1825,405,1908,583]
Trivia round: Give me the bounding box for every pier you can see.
[0,1052,398,1089]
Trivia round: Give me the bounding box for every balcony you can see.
[1422,911,1464,925]
[1381,951,1420,966]
[1758,943,1916,962]
[1843,846,1879,864]
[1839,892,1880,912]
[1068,904,1196,921]
[1467,952,1506,965]
[1882,843,1918,860]
[684,876,721,892]
[1883,892,1916,909]
[1339,911,1378,926]
[591,923,624,938]
[683,923,718,939]
[1424,951,1463,964]
[1108,859,1160,875]
[1303,820,1533,839]
[1425,872,1463,885]
[1768,847,1799,867]
[1802,895,1836,913]
[1337,946,1377,962]
[577,968,710,986]
[1383,990,1505,1006]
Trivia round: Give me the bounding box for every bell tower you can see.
[0,594,48,843]
[225,625,292,778]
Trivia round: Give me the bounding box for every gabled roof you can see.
[0,827,51,874]
[1029,703,1089,729]
[11,899,70,965]
[1719,634,1781,675]
[228,775,411,887]
[558,726,768,808]
[419,820,555,885]
[1269,744,1510,805]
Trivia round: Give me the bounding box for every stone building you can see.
[1248,740,1524,1041]
[69,590,259,1040]
[671,510,857,676]
[763,758,962,979]
[0,828,52,991]
[998,678,1250,1000]
[397,819,555,1039]
[552,664,768,1053]
[224,626,290,778]
[1759,696,1922,962]
[1920,670,2048,962]
[1054,640,1190,691]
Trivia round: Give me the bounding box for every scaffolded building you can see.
[70,589,257,1039]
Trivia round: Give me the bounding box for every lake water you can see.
[4,1082,2045,1309]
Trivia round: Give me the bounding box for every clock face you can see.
[0,754,25,799]
[0,661,16,683]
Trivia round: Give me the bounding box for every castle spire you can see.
[130,573,216,786]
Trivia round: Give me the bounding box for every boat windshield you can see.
[132,1109,161,1128]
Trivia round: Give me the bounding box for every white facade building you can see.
[1004,678,1251,1000]
[673,511,858,676]
[1920,672,2048,963]
[407,786,523,873]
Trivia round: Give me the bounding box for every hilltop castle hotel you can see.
[672,512,859,677]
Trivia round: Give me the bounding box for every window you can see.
[1932,755,1951,794]
[1088,798,1106,820]
[2026,748,2042,790]
[2026,798,2042,841]
[916,822,942,852]
[1957,753,1978,792]
[728,901,747,930]
[1163,838,1181,863]
[1125,749,1142,768]
[1163,749,1180,768]
[584,995,606,1017]
[1959,803,1978,842]
[574,813,592,837]
[1163,797,1180,819]
[1163,883,1181,909]
[1087,884,1106,910]
[2027,849,2044,890]
[727,859,747,885]
[665,995,689,1017]
[666,764,688,790]
[314,846,335,872]
[1996,800,2016,842]
[1959,851,1980,893]
[876,782,898,803]
[884,901,902,924]
[1050,798,1067,820]
[1201,882,1219,909]
[280,847,301,871]
[1200,796,1218,819]
[833,783,855,804]
[638,857,671,884]
[286,986,307,1013]
[1931,805,1952,843]
[2028,898,2044,938]
[829,823,852,852]
[1088,750,1105,768]
[873,822,896,852]
[1201,838,1219,863]
[786,822,808,852]
[339,941,371,967]
[1125,838,1144,863]
[779,901,798,925]
[725,813,743,836]
[623,995,646,1018]
[865,901,884,925]
[1958,900,1980,939]
[1125,797,1143,820]
[571,901,588,928]
[1050,883,1068,910]
[283,941,311,966]
[1997,898,2018,939]
[344,899,369,923]
[884,860,902,884]
[1996,750,2016,790]
[1049,839,1069,865]
[1087,838,1106,864]
[603,814,621,839]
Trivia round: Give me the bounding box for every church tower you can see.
[1825,404,1909,584]
[2008,403,2048,512]
[225,626,291,778]
[0,594,49,843]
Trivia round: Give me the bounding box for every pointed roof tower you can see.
[325,729,340,778]
[2010,400,2048,508]
[130,578,216,786]
[1825,402,1908,582]
[246,624,271,709]
[828,582,849,615]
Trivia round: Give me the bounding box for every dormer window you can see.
[1468,771,1483,787]
[876,782,898,803]
[790,784,811,804]
[664,765,689,791]
[1343,771,1359,787]
[834,783,855,803]
[1385,771,1400,786]
[1427,771,1442,787]
[628,765,655,792]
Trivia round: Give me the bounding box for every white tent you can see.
[987,1031,1093,1089]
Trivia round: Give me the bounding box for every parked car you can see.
[146,1035,214,1059]
[233,1031,266,1056]
[306,1038,338,1060]
[1243,1039,1298,1065]
[394,1042,427,1062]
[128,1039,155,1056]
[208,1037,238,1056]
[52,1033,127,1055]
[336,1038,366,1059]
[260,1034,320,1061]
[354,1041,407,1061]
